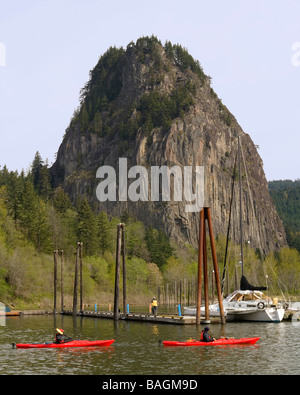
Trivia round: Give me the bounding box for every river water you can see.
[1,313,300,375]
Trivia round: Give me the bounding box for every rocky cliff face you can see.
[51,37,286,254]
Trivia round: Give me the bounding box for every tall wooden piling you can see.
[73,242,81,316]
[60,250,64,312]
[196,209,204,325]
[206,207,226,324]
[121,224,127,315]
[114,224,122,320]
[114,223,126,320]
[80,242,83,314]
[53,250,58,314]
[203,230,210,322]
[196,208,226,325]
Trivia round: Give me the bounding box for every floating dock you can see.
[61,310,223,325]
[3,308,298,325]
[61,308,299,325]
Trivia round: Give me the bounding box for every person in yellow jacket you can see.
[151,297,158,316]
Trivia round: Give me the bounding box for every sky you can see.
[0,0,299,181]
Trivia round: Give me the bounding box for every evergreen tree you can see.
[145,226,174,268]
[31,151,43,190]
[34,199,52,252]
[5,170,24,225]
[76,198,98,256]
[269,179,300,253]
[0,165,10,187]
[98,211,112,254]
[31,152,52,198]
[19,179,38,238]
[80,102,90,131]
[53,187,72,214]
[15,179,52,252]
[38,165,52,200]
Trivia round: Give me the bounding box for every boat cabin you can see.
[224,290,275,304]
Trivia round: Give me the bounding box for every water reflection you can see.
[1,315,300,375]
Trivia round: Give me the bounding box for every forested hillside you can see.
[269,179,300,252]
[0,152,195,307]
[0,155,300,307]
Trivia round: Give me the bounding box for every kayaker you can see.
[55,328,73,344]
[200,327,216,342]
[151,297,158,316]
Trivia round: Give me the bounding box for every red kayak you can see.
[13,339,115,349]
[162,337,260,347]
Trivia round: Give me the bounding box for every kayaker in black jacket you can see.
[200,327,216,342]
[55,328,72,344]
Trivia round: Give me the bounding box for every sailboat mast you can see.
[238,136,244,277]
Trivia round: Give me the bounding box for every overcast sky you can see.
[0,0,299,181]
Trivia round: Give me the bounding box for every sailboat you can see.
[184,137,285,323]
[184,287,284,322]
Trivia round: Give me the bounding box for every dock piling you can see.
[122,224,127,316]
[114,224,122,320]
[53,250,58,314]
[60,250,64,312]
[73,242,81,316]
[196,208,226,325]
[80,242,83,314]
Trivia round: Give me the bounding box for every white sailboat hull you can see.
[225,307,284,323]
[184,290,285,323]
[184,305,284,323]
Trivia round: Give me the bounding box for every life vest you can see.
[152,299,158,307]
[200,330,214,342]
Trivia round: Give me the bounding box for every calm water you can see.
[1,314,300,375]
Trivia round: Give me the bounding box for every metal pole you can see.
[206,208,226,325]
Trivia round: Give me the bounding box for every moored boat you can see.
[0,311,21,316]
[185,137,285,324]
[184,289,285,323]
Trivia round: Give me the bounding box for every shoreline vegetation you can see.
[0,156,300,310]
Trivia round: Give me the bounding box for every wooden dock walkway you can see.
[62,308,298,324]
[6,308,297,324]
[61,310,222,325]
